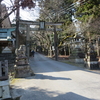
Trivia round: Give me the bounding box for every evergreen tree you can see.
[75,0,100,55]
[76,0,100,23]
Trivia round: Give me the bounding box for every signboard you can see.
[39,21,45,30]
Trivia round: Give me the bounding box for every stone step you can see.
[0,80,11,99]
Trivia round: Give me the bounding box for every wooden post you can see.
[0,61,2,98]
[0,61,2,77]
[26,25,30,59]
[0,0,2,28]
[96,36,100,56]
[0,86,2,97]
[54,26,58,61]
[16,0,20,49]
[5,60,8,76]
[49,45,52,57]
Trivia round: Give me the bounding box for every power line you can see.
[47,0,89,17]
[38,0,90,22]
[26,0,89,17]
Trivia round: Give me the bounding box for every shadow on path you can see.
[11,86,95,100]
[25,74,71,80]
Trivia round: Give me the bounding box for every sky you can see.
[2,0,40,22]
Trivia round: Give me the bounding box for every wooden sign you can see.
[39,21,45,30]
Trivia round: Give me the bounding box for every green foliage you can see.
[76,0,100,22]
[37,0,77,52]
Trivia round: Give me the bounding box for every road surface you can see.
[11,53,100,100]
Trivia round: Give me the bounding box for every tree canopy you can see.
[76,0,100,23]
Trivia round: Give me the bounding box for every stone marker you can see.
[0,80,11,99]
[2,85,11,99]
[2,47,12,53]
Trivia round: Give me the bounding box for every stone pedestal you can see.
[0,60,9,81]
[75,58,84,63]
[15,45,34,78]
[70,48,85,63]
[15,65,34,78]
[16,56,28,65]
[84,51,99,69]
[0,80,11,99]
[84,61,99,69]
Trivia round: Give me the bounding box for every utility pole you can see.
[0,0,3,28]
[15,0,20,49]
[54,25,58,61]
[26,25,30,59]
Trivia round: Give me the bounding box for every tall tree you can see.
[36,0,75,56]
[75,0,100,55]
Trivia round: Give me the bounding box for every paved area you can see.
[11,53,100,100]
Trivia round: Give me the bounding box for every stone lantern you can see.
[70,35,85,63]
[84,43,99,69]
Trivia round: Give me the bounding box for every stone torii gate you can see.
[19,20,63,61]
